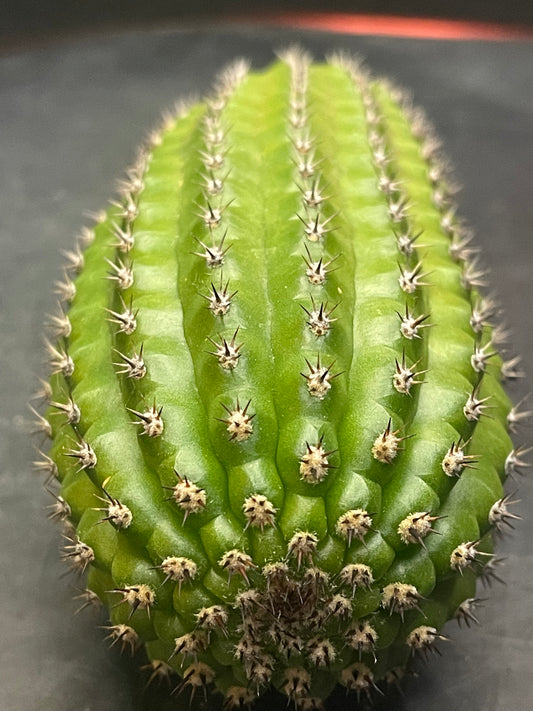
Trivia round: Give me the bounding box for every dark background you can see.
[1,3,532,711]
[2,0,533,50]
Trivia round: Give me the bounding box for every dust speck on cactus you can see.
[33,48,527,707]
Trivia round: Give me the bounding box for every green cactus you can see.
[34,50,525,707]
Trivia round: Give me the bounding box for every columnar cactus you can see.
[34,50,526,707]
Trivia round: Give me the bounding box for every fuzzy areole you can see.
[33,49,526,706]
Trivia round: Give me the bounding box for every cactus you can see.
[33,50,526,707]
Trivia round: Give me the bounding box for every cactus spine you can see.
[34,50,525,706]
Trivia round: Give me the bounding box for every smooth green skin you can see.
[45,58,513,700]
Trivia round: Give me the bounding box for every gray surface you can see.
[0,25,532,711]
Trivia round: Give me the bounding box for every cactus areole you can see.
[36,52,525,707]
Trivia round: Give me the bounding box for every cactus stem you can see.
[39,56,522,705]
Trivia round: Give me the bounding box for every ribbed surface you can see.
[41,55,514,704]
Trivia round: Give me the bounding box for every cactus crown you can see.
[35,50,524,707]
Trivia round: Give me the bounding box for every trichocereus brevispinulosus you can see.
[32,50,527,709]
